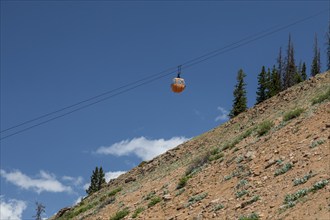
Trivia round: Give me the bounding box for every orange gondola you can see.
[171,65,186,93]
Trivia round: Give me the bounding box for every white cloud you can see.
[83,183,90,191]
[215,106,229,122]
[96,136,189,160]
[0,169,72,194]
[62,176,83,186]
[105,171,126,182]
[0,196,27,220]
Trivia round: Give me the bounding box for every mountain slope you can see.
[53,71,330,220]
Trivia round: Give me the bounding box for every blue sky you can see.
[0,1,328,219]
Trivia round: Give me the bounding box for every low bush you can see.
[238,212,259,220]
[283,108,304,122]
[274,163,293,176]
[148,196,161,207]
[110,208,129,220]
[132,207,144,218]
[257,120,274,136]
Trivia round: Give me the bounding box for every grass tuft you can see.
[257,120,274,136]
[131,207,144,218]
[148,196,161,207]
[238,212,260,220]
[311,88,330,105]
[110,208,129,220]
[283,108,304,122]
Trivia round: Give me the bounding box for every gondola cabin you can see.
[171,77,186,93]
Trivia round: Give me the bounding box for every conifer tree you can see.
[256,66,267,104]
[277,47,284,91]
[33,202,45,220]
[269,65,281,97]
[301,62,307,81]
[283,34,296,89]
[265,68,271,99]
[327,23,330,71]
[311,34,321,76]
[86,166,106,195]
[229,69,247,118]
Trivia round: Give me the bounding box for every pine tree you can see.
[265,68,271,99]
[276,47,284,91]
[86,166,106,195]
[283,34,296,89]
[311,34,321,76]
[294,61,303,84]
[269,65,281,97]
[98,167,106,190]
[33,202,45,220]
[256,66,267,104]
[301,62,307,81]
[327,22,330,71]
[229,69,247,118]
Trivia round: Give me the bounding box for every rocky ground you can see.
[52,71,330,220]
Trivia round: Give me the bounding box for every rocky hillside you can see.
[53,71,330,220]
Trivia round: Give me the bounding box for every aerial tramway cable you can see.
[0,9,326,141]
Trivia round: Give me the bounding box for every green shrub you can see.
[238,212,260,220]
[293,173,313,186]
[310,139,326,148]
[110,208,129,220]
[148,196,161,207]
[310,180,329,192]
[283,108,304,122]
[241,196,259,208]
[209,152,224,161]
[185,153,210,176]
[236,190,249,198]
[257,120,274,136]
[213,204,224,211]
[274,163,293,176]
[312,88,330,105]
[132,207,144,218]
[143,191,156,200]
[108,187,122,197]
[186,192,208,207]
[176,176,189,189]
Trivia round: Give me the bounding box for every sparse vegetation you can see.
[108,187,122,197]
[175,188,185,196]
[240,196,259,208]
[283,108,304,122]
[148,196,161,207]
[236,179,248,189]
[293,172,314,186]
[236,190,249,198]
[274,163,293,176]
[144,191,156,200]
[186,192,208,207]
[311,88,330,105]
[213,204,224,211]
[310,179,329,192]
[282,179,329,209]
[257,120,274,136]
[132,207,145,218]
[310,139,326,148]
[110,208,130,220]
[238,212,260,220]
[176,176,190,189]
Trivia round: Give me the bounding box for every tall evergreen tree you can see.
[229,69,247,118]
[265,68,271,99]
[283,34,296,89]
[311,34,321,76]
[277,47,284,91]
[86,166,106,195]
[269,65,281,97]
[327,22,330,71]
[301,62,307,81]
[256,66,267,104]
[33,202,45,220]
[98,167,106,190]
